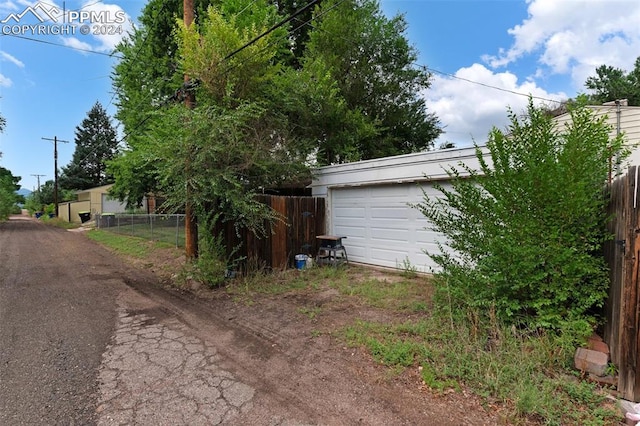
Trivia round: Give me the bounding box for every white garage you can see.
[311,146,488,272]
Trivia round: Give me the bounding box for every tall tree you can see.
[0,166,22,220]
[585,56,640,106]
[301,0,441,164]
[110,0,217,206]
[60,101,119,190]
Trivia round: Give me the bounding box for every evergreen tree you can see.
[60,101,119,190]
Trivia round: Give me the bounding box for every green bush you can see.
[415,98,627,329]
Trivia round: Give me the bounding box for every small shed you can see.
[58,184,147,223]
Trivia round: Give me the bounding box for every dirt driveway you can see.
[1,216,500,425]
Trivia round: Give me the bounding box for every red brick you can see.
[587,339,610,356]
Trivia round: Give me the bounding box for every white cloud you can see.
[429,0,640,149]
[0,73,12,87]
[61,36,92,52]
[77,1,134,53]
[484,0,640,86]
[424,64,567,148]
[0,51,24,68]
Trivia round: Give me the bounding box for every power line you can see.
[3,34,124,58]
[223,0,321,60]
[294,16,565,106]
[422,65,564,105]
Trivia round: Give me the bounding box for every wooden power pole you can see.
[183,0,198,259]
[42,136,69,217]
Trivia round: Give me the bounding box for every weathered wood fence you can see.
[213,195,325,271]
[605,165,640,401]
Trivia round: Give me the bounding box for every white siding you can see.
[554,105,640,167]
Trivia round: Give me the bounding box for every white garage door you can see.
[102,194,129,213]
[330,183,448,272]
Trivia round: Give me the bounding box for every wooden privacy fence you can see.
[605,165,640,401]
[213,195,325,271]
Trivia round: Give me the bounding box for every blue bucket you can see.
[295,254,308,270]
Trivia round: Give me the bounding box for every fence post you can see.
[150,214,154,240]
[175,215,179,247]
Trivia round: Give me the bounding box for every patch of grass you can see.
[87,229,173,258]
[103,222,185,247]
[40,217,81,229]
[226,265,351,299]
[397,256,418,278]
[339,315,620,425]
[298,306,322,319]
[331,274,430,312]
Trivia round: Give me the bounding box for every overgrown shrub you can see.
[415,98,627,329]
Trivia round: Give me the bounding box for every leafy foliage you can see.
[301,0,441,163]
[177,1,287,103]
[141,102,307,228]
[0,166,22,220]
[59,101,119,190]
[26,180,75,212]
[110,0,218,205]
[585,56,640,106]
[414,98,626,329]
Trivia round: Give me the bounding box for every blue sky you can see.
[1,0,640,191]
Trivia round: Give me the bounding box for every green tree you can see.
[302,0,441,163]
[110,0,217,206]
[0,116,21,220]
[0,166,22,220]
[415,98,626,329]
[35,180,75,206]
[60,101,119,190]
[170,1,308,223]
[585,56,640,105]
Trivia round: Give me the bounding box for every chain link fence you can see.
[95,213,185,247]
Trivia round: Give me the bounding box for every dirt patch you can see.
[105,237,507,425]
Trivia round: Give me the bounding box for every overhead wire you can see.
[1,34,124,58]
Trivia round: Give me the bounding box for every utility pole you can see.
[42,136,69,217]
[30,174,45,195]
[183,0,198,259]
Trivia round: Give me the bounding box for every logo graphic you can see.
[1,3,60,24]
[1,2,126,36]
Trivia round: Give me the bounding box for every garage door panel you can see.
[370,248,410,266]
[369,228,409,243]
[334,225,366,238]
[370,206,409,220]
[334,207,366,218]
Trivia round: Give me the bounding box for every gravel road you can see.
[0,216,499,425]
